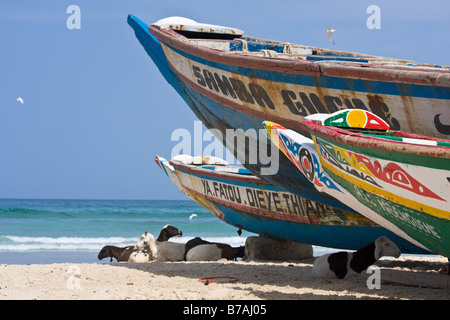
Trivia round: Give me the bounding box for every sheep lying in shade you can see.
[185,237,246,261]
[183,237,211,260]
[154,224,185,261]
[186,244,246,261]
[137,225,185,262]
[156,224,183,241]
[128,232,157,263]
[98,245,137,262]
[128,249,153,263]
[312,236,401,279]
[98,225,183,263]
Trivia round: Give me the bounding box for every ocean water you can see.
[0,199,255,264]
[0,199,338,265]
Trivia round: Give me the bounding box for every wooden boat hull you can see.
[128,15,361,214]
[128,16,449,253]
[128,15,450,198]
[145,16,450,141]
[155,155,428,253]
[266,121,450,257]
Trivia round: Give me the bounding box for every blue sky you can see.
[0,0,448,200]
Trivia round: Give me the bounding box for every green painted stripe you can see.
[364,133,450,148]
[315,135,450,170]
[329,171,450,257]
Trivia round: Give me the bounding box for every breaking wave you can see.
[0,235,247,252]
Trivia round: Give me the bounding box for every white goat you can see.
[128,232,157,263]
[128,249,152,263]
[135,225,185,262]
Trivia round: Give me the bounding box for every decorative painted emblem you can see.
[264,121,341,193]
[305,109,390,131]
[315,136,445,201]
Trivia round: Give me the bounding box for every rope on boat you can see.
[235,39,248,52]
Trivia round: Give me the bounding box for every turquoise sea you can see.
[0,199,254,265]
[0,199,342,265]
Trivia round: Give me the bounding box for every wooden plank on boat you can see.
[361,268,450,290]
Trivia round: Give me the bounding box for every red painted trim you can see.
[148,26,450,86]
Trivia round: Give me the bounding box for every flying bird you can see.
[189,214,198,222]
[17,97,24,104]
[326,27,335,45]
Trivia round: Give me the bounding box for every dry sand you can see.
[0,255,448,300]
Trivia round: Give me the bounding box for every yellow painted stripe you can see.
[319,155,450,221]
[264,122,288,158]
[341,211,373,222]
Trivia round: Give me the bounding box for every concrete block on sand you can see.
[245,236,313,260]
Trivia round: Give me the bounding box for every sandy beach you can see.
[0,255,448,300]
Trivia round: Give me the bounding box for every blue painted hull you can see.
[214,202,413,251]
[155,155,428,253]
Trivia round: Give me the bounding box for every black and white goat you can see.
[184,237,246,261]
[312,236,401,279]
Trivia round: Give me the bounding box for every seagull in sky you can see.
[17,97,24,104]
[326,27,335,45]
[189,214,198,222]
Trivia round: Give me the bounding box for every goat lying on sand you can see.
[184,237,246,261]
[312,236,401,279]
[98,245,137,262]
[136,225,185,262]
[98,224,183,263]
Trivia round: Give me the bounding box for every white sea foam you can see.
[0,235,247,252]
[0,235,345,254]
[0,235,138,252]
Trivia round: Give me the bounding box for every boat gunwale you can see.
[168,160,382,227]
[169,159,272,185]
[148,25,450,86]
[296,120,450,160]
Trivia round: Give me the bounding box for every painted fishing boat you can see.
[265,109,450,257]
[128,15,450,215]
[155,154,427,253]
[128,14,360,215]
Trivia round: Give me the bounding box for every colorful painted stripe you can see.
[328,170,450,257]
[363,134,450,147]
[298,122,450,170]
[312,135,450,221]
